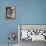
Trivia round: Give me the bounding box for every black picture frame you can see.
[6,6,16,20]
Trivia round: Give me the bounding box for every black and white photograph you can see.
[18,25,46,46]
[6,6,16,19]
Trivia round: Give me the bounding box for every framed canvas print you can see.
[6,6,16,20]
[18,24,46,46]
[18,24,46,42]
